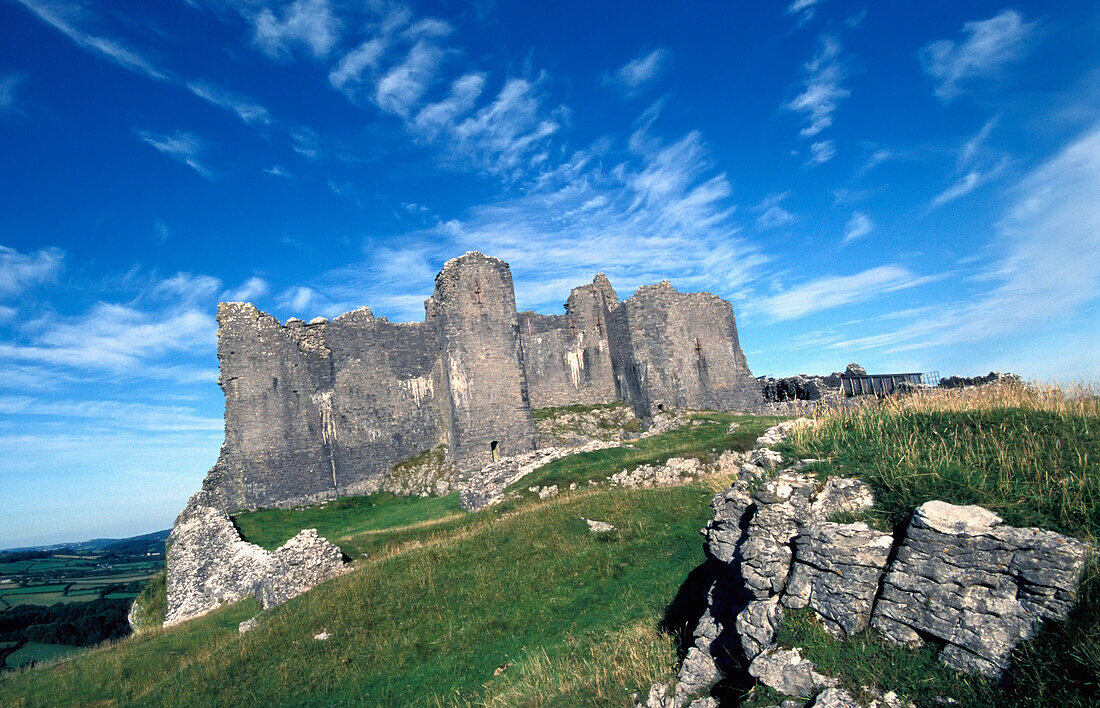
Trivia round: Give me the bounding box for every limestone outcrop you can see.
[164,494,348,627]
[871,500,1090,676]
[642,420,1092,706]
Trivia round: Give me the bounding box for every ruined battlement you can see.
[200,252,761,511]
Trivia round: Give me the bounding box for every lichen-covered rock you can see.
[584,518,615,533]
[871,500,1092,676]
[810,688,858,708]
[610,457,708,489]
[165,494,348,626]
[748,647,838,699]
[783,522,893,636]
[736,596,785,659]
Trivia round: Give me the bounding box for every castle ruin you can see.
[200,252,761,511]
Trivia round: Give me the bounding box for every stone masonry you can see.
[199,252,761,512]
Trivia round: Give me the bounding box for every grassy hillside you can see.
[0,413,778,706]
[0,485,714,706]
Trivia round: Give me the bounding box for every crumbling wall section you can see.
[607,281,761,417]
[518,273,619,408]
[202,304,338,511]
[325,309,443,496]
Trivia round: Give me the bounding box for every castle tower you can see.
[427,252,537,474]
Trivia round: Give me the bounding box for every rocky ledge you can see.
[642,420,1092,707]
[164,493,349,626]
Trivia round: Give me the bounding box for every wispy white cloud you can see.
[264,165,292,178]
[959,115,998,168]
[0,396,222,432]
[753,192,796,231]
[930,117,1009,209]
[787,35,848,138]
[275,285,353,319]
[134,130,213,180]
[446,77,561,178]
[842,211,874,244]
[0,73,24,111]
[298,120,764,321]
[757,265,934,321]
[374,41,445,117]
[14,0,168,81]
[605,49,669,95]
[823,124,1100,353]
[223,277,269,302]
[328,37,388,94]
[187,81,273,126]
[0,302,215,374]
[788,0,824,24]
[252,0,340,60]
[0,245,64,297]
[414,72,486,138]
[919,10,1034,102]
[808,139,836,164]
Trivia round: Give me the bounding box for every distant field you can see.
[0,556,163,609]
[4,642,86,669]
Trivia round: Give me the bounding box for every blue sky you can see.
[1,0,1098,547]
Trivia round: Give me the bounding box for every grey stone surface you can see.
[783,522,893,637]
[534,403,639,446]
[809,688,858,708]
[238,617,258,635]
[165,493,348,626]
[584,518,615,533]
[736,596,785,659]
[610,456,707,489]
[198,253,760,513]
[748,647,838,699]
[871,500,1092,676]
[519,274,619,409]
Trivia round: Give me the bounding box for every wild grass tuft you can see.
[784,382,1099,539]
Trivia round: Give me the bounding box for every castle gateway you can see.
[200,252,761,511]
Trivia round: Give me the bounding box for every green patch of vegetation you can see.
[784,407,1099,539]
[234,492,470,559]
[4,642,86,670]
[531,401,624,421]
[0,485,719,706]
[128,571,167,632]
[824,508,892,532]
[514,414,784,492]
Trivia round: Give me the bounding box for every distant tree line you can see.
[0,598,131,648]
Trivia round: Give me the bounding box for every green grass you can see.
[0,484,719,706]
[234,492,467,559]
[784,402,1098,540]
[514,413,783,492]
[775,609,991,706]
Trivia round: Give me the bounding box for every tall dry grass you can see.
[785,381,1099,539]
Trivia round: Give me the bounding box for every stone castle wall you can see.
[200,253,762,512]
[608,281,760,417]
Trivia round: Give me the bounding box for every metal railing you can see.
[840,371,939,396]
